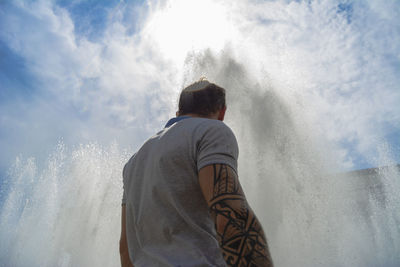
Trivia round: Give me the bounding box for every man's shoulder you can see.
[195,118,236,137]
[181,117,233,132]
[183,119,238,153]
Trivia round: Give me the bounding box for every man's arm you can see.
[199,164,273,267]
[120,205,134,267]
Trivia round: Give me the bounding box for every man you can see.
[120,79,273,266]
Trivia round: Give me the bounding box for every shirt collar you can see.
[164,116,191,128]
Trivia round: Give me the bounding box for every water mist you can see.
[0,53,399,267]
[183,52,400,266]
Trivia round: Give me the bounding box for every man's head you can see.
[177,79,226,121]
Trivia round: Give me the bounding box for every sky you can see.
[0,0,399,183]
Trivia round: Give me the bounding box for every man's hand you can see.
[120,205,134,267]
[199,164,273,266]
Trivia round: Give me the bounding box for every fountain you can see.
[0,53,399,267]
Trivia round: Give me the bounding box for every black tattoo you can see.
[209,164,273,267]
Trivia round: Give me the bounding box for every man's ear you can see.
[217,106,226,121]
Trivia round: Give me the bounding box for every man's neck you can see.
[179,113,219,120]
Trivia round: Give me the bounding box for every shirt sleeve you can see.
[196,121,239,173]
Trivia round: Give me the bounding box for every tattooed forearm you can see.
[209,164,273,267]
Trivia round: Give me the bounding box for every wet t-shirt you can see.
[122,117,238,266]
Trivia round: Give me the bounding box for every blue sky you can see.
[0,0,399,184]
[0,0,145,172]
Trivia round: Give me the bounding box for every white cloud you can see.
[0,0,182,167]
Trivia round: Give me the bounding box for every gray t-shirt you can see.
[122,117,238,266]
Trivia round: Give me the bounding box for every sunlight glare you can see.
[143,0,232,64]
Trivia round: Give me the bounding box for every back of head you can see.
[178,79,226,117]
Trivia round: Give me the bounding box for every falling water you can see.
[0,52,399,267]
[0,142,130,267]
[186,53,400,266]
